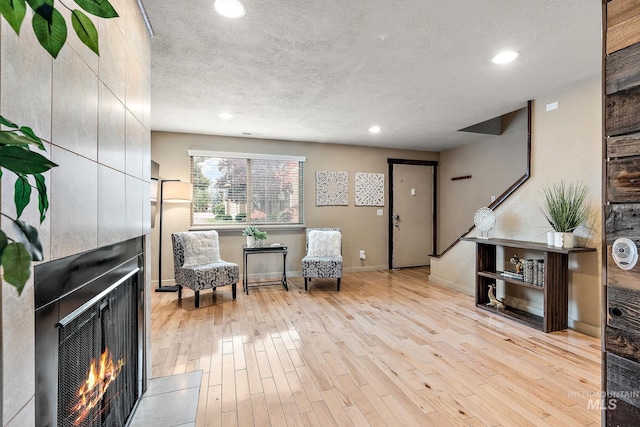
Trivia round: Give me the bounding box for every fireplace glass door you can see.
[57,275,138,427]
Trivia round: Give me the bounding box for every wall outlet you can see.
[359,250,366,259]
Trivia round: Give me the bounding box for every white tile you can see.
[144,371,202,396]
[125,0,151,80]
[4,395,35,427]
[2,282,35,423]
[0,19,52,141]
[98,83,126,172]
[52,47,99,160]
[50,148,98,259]
[126,111,145,179]
[126,176,144,240]
[99,17,126,103]
[128,372,202,427]
[98,166,127,246]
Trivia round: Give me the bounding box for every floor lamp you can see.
[156,179,193,292]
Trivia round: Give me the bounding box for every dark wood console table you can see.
[461,237,596,332]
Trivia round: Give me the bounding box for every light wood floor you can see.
[150,268,602,426]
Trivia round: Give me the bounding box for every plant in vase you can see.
[540,180,591,248]
[242,225,268,247]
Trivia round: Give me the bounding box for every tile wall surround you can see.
[0,1,151,425]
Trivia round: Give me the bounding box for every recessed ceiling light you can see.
[214,0,246,18]
[218,112,234,120]
[491,51,520,64]
[369,126,381,134]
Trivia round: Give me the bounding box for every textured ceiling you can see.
[145,1,602,152]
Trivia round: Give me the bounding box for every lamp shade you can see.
[150,178,159,202]
[162,181,193,203]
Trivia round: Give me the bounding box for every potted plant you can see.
[540,180,591,248]
[242,225,268,247]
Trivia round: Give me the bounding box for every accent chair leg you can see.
[178,285,182,300]
[337,277,341,292]
[304,277,308,291]
[195,290,200,308]
[232,283,237,300]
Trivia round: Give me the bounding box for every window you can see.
[189,151,304,226]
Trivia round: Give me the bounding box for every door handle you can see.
[393,214,400,220]
[394,223,400,228]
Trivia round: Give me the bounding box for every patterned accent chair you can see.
[301,228,343,291]
[171,230,239,308]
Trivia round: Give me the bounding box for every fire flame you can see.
[71,349,125,425]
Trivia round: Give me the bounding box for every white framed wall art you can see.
[316,171,348,206]
[355,172,384,206]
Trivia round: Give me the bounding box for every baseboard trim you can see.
[428,274,473,295]
[569,319,601,338]
[343,265,388,273]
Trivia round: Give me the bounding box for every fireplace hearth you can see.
[34,237,146,427]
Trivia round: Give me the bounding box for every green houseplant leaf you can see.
[0,130,45,148]
[74,0,118,18]
[2,242,31,295]
[0,115,45,149]
[13,218,43,261]
[1,0,118,59]
[0,0,27,35]
[0,115,19,128]
[26,0,53,21]
[0,116,56,295]
[34,173,49,223]
[0,145,58,174]
[0,230,8,256]
[242,225,260,236]
[71,9,99,55]
[31,5,67,58]
[14,175,31,218]
[541,181,591,233]
[18,126,44,149]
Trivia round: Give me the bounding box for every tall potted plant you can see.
[540,180,591,248]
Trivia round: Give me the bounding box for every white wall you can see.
[151,132,439,284]
[438,107,529,252]
[430,77,603,337]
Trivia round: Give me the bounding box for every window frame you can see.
[188,150,305,229]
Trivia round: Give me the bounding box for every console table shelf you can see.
[481,304,544,331]
[462,237,596,332]
[477,271,543,289]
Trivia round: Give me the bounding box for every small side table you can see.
[242,244,288,294]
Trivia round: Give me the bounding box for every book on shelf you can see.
[522,259,545,286]
[499,270,524,280]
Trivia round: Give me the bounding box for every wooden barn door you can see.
[604,1,640,424]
